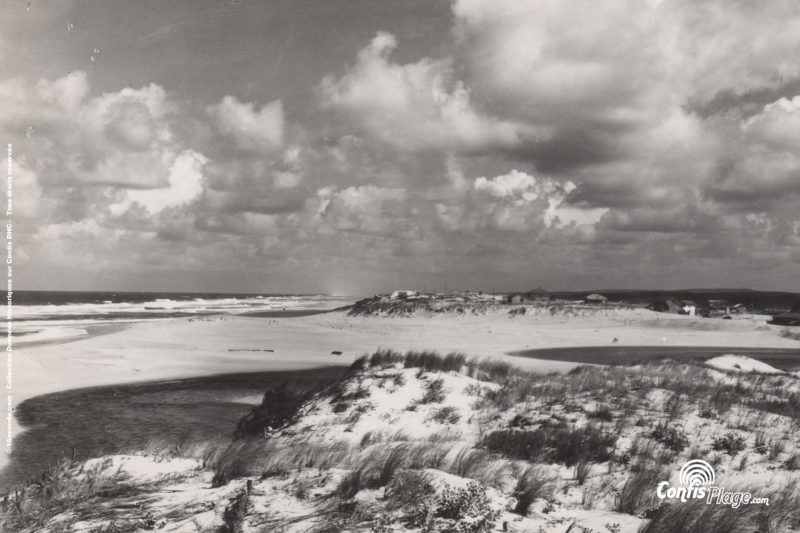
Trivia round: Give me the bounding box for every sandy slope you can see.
[5,308,796,473]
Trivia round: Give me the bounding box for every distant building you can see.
[508,293,526,304]
[680,300,697,316]
[390,290,419,300]
[584,294,608,304]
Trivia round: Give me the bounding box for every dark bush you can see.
[589,405,615,422]
[419,378,447,404]
[234,382,318,438]
[711,433,747,456]
[650,422,689,452]
[429,406,461,424]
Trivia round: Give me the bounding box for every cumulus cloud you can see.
[320,32,536,153]
[207,96,284,152]
[112,150,208,214]
[436,170,602,234]
[313,185,408,235]
[2,72,179,192]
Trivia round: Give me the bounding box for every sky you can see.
[1,0,800,295]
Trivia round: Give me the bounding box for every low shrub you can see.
[419,378,447,404]
[413,482,501,533]
[753,432,768,454]
[650,422,689,452]
[589,405,615,422]
[429,406,461,424]
[711,433,747,456]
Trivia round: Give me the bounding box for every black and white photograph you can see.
[2,1,800,531]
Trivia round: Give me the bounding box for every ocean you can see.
[6,290,353,345]
[2,291,356,490]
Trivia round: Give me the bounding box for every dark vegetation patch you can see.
[482,423,617,466]
[428,406,461,424]
[234,380,331,438]
[710,433,747,456]
[650,423,689,452]
[419,378,447,405]
[348,297,496,317]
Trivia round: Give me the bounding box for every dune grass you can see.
[0,458,152,533]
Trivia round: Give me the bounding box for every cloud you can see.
[207,96,284,152]
[313,185,408,235]
[435,170,602,234]
[111,150,208,214]
[706,95,800,202]
[319,32,535,153]
[2,72,179,193]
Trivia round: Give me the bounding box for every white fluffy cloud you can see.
[2,72,179,191]
[208,96,284,152]
[320,32,535,153]
[436,170,601,234]
[111,150,207,214]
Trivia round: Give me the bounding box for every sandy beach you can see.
[8,308,799,473]
[14,309,797,402]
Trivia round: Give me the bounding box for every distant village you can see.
[377,287,800,326]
